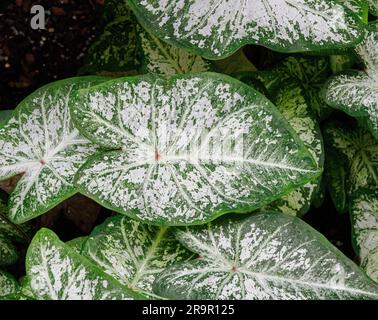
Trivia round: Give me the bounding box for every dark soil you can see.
[0,0,356,279]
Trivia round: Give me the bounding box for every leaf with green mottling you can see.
[0,77,106,224]
[0,270,18,297]
[71,72,320,226]
[322,22,378,139]
[273,56,333,120]
[80,17,140,76]
[137,25,212,76]
[82,215,194,298]
[263,82,324,216]
[66,236,88,253]
[0,236,18,266]
[153,212,378,300]
[350,188,378,283]
[324,148,349,213]
[367,0,378,15]
[324,122,378,206]
[127,0,364,60]
[26,228,144,300]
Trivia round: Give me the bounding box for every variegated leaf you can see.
[0,236,18,266]
[66,236,88,254]
[339,0,369,21]
[350,188,378,283]
[367,0,378,15]
[324,148,349,213]
[137,25,212,76]
[273,56,333,120]
[127,0,364,59]
[82,215,194,298]
[153,212,378,300]
[322,22,378,139]
[263,82,324,216]
[0,270,18,298]
[26,228,143,300]
[0,77,105,224]
[80,17,140,76]
[324,122,378,203]
[72,73,320,225]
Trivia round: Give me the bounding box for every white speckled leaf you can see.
[0,236,18,266]
[322,23,378,139]
[153,212,378,300]
[0,270,18,298]
[350,188,378,283]
[137,25,212,76]
[324,123,378,204]
[263,82,324,216]
[0,77,105,224]
[127,0,364,59]
[26,228,143,300]
[82,215,194,298]
[273,56,332,120]
[71,73,320,225]
[339,0,369,21]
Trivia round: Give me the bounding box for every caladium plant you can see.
[0,0,377,302]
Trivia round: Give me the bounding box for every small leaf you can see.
[82,215,194,298]
[26,228,143,300]
[80,17,140,76]
[127,0,364,59]
[0,236,18,266]
[324,148,349,214]
[350,188,378,283]
[153,212,378,300]
[324,122,378,205]
[273,56,333,120]
[322,22,378,139]
[0,270,18,298]
[137,25,212,76]
[72,73,320,225]
[0,77,106,224]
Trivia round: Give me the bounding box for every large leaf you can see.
[153,212,378,300]
[0,77,106,224]
[0,270,18,298]
[71,73,320,225]
[273,56,333,120]
[26,228,143,300]
[127,0,364,60]
[324,122,378,203]
[137,25,212,76]
[82,215,194,298]
[322,22,378,139]
[350,188,378,283]
[263,82,324,216]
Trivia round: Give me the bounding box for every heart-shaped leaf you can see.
[81,215,194,298]
[0,77,106,224]
[0,270,18,298]
[71,73,320,225]
[322,22,378,139]
[26,228,143,300]
[350,188,378,283]
[153,212,378,300]
[127,0,364,60]
[137,25,212,76]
